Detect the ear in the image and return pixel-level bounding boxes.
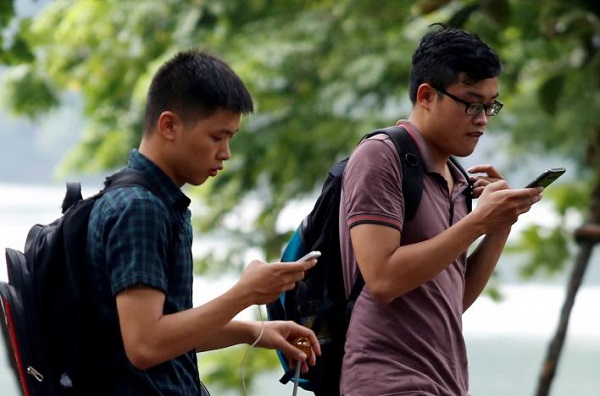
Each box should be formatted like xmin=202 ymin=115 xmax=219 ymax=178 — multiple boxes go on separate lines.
xmin=157 ymin=111 xmax=179 ymax=141
xmin=415 ymin=83 xmax=438 ymax=111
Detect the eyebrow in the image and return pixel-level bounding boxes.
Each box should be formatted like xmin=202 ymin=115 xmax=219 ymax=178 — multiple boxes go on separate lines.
xmin=465 ymin=90 xmax=500 ymax=101
xmin=219 ymin=128 xmax=237 ymax=138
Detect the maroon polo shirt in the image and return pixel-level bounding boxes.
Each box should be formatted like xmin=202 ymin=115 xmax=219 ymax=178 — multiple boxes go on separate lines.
xmin=339 ymin=121 xmax=471 ymax=396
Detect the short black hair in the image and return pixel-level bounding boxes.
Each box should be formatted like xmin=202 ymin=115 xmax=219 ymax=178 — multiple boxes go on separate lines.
xmin=144 ymin=49 xmax=254 ymax=132
xmin=409 ymin=24 xmax=502 ymax=103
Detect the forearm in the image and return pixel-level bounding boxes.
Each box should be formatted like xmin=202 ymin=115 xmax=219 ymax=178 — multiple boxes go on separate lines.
xmin=194 ymin=320 xmax=259 ymax=352
xmin=357 ymin=212 xmax=488 ymax=302
xmin=119 ymin=283 xmax=254 ymax=369
xmin=158 ymin=292 xmax=249 ymax=353
xmin=121 ymin=258 xmax=319 ymax=369
xmin=391 ymin=219 xmax=483 ymax=295
xmin=463 ymin=227 xmax=511 ymax=311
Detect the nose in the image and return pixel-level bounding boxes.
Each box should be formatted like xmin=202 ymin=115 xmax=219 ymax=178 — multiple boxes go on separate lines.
xmin=218 ymin=141 xmax=231 ymax=161
xmin=473 ymin=110 xmax=488 ymax=127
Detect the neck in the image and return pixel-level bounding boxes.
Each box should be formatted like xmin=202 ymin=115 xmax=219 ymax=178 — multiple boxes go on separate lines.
xmin=405 ymin=116 xmax=449 ymax=174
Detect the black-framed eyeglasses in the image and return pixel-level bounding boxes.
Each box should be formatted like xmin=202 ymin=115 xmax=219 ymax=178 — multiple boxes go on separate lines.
xmin=435 ymin=87 xmax=503 ymax=116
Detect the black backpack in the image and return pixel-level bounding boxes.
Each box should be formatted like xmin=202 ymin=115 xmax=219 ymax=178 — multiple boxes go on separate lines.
xmin=0 ymin=168 xmax=168 ymax=395
xmin=266 ymin=126 xmax=473 ymax=396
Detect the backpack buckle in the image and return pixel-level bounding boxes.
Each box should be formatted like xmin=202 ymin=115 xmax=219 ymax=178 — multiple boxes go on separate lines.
xmin=404 ymin=153 xmax=419 ymax=167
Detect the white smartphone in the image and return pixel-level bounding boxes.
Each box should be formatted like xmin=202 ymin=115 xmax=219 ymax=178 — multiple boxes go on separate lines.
xmin=524 ymin=167 xmax=566 ymax=189
xmin=297 ymin=251 xmax=321 ymax=262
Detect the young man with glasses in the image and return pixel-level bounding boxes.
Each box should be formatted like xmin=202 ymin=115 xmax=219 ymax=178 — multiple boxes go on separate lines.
xmin=339 ymin=25 xmax=542 ymax=395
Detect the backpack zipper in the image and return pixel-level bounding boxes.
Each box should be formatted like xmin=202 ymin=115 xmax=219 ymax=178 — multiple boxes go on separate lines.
xmin=27 ymin=366 xmax=44 ymax=382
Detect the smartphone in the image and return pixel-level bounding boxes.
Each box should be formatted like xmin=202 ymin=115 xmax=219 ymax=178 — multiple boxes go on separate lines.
xmin=524 ymin=167 xmax=566 ymax=189
xmin=297 ymin=251 xmax=321 ymax=262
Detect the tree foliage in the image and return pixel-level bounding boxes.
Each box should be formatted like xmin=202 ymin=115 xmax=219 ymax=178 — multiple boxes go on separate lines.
xmin=2 ymin=0 xmax=598 ymax=268
xmin=2 ymin=0 xmax=600 ymax=393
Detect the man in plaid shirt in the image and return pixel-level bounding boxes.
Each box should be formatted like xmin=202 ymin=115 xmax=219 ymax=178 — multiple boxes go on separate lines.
xmin=87 ymin=50 xmax=320 ymax=395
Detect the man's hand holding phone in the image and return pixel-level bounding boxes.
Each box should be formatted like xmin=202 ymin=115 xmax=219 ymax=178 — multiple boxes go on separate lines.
xmin=472 ymin=179 xmax=543 ymax=234
xmin=239 ymin=252 xmax=320 ymax=305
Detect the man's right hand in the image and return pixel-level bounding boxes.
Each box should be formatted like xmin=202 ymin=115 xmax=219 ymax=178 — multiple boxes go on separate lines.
xmin=473 ymin=180 xmax=543 ymax=233
xmin=235 ymin=257 xmax=318 ymax=305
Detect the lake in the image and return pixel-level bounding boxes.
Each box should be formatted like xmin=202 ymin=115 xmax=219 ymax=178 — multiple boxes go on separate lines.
xmin=1 ymin=182 xmax=598 ymax=395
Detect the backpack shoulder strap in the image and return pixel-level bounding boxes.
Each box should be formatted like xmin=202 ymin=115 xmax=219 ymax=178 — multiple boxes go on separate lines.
xmin=362 ymin=125 xmax=424 ymax=221
xmin=102 ymin=168 xmax=180 ymax=230
xmin=449 ymin=156 xmax=473 ymax=213
xmin=102 ymin=168 xmax=164 ymax=199
xmin=361 ymin=127 xmax=473 ymax=216
xmin=346 ymin=126 xmax=424 ymax=317
xmin=62 ymin=182 xmax=83 ymax=214
xmin=61 ymin=168 xmax=168 ymax=214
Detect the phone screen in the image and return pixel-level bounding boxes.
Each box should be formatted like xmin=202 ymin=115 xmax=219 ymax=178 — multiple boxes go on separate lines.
xmin=525 ymin=167 xmax=566 ymax=189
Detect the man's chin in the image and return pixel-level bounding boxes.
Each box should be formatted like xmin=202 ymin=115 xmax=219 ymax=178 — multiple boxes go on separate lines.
xmin=455 ymin=145 xmax=478 ymax=157
xmin=188 ymin=176 xmax=209 ymax=186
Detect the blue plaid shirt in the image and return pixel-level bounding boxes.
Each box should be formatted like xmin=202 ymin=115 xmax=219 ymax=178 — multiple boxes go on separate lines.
xmin=87 ymin=149 xmax=206 ymax=395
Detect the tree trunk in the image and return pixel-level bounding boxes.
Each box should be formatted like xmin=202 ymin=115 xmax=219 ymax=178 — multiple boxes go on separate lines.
xmin=535 ymin=177 xmax=600 ymax=396
xmin=534 ymin=239 xmax=595 ymax=396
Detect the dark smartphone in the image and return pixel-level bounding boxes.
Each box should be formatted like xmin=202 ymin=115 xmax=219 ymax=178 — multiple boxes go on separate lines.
xmin=524 ymin=167 xmax=566 ymax=189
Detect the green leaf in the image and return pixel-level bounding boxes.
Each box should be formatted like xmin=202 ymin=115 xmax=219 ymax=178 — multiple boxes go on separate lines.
xmin=417 ymin=0 xmax=453 ymax=15
xmin=0 ymin=0 xmax=15 ymax=27
xmin=480 ymin=0 xmax=511 ymax=27
xmin=4 ymin=36 xmax=34 ymax=64
xmin=448 ymin=4 xmax=480 ymax=29
xmin=507 ymin=224 xmax=572 ymax=279
xmin=2 ymin=65 xmax=59 ymax=117
xmin=538 ymin=74 xmax=566 ymax=115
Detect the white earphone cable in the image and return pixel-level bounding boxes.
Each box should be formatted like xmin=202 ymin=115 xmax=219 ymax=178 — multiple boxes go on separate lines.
xmin=241 ymin=304 xmax=265 ymax=395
